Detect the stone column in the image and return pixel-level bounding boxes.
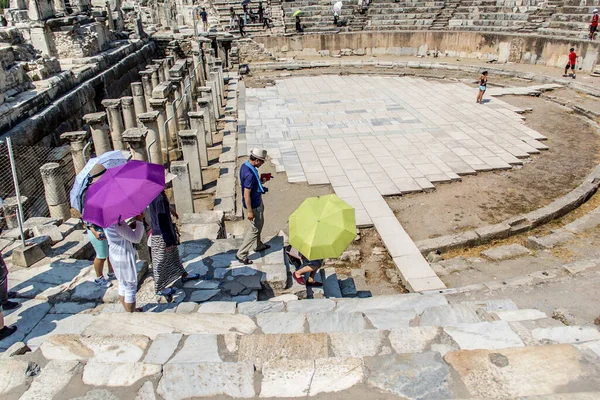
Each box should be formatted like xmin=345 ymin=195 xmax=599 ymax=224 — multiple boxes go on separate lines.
xmin=101 ymin=99 xmax=125 ymax=151
xmin=40 ymin=162 xmax=71 ymax=221
xmin=195 ymin=100 xmax=213 ymax=145
xmin=105 ymin=2 xmax=115 ymax=30
xmin=121 ymin=96 xmax=137 ymax=130
xmin=171 ymin=78 xmax=188 ymax=130
xmin=131 ymin=82 xmax=147 ymax=116
xmin=122 ymin=127 xmax=148 ymax=161
xmin=192 ymin=50 xmax=205 ymax=87
xmin=151 ymin=66 xmax=160 ymax=88
xmin=140 ymin=71 xmax=154 ymax=111
xmin=165 ymin=90 xmax=179 ymax=146
xmin=83 ymin=112 xmax=112 ymax=156
xmin=170 ymin=161 xmax=194 ymax=214
xmin=148 ymin=98 xmax=169 ymax=164
xmin=187 ymin=113 xmax=209 ymax=167
xmin=209 ymin=71 xmax=222 ymax=112
xmin=198 ymin=89 xmax=217 ymax=132
xmin=152 ymin=59 xmax=167 ymax=82
xmin=137 ymin=111 xmax=163 ymax=165
xmin=3 ymin=196 xmax=28 ymax=229
xmin=178 ymin=130 xmax=203 ymax=191
xmin=61 ymin=131 xmax=88 ymax=174
xmin=214 ymin=61 xmax=225 ymax=102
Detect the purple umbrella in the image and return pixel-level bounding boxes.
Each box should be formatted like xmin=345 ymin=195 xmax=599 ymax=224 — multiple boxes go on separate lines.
xmin=82 ymin=160 xmax=165 ymax=228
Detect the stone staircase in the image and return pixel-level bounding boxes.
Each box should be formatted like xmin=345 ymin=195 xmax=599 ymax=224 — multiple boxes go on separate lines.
xmin=538 ymin=0 xmax=596 ymax=38
xmin=364 ymin=0 xmax=444 ymax=31
xmin=282 ymin=0 xmax=349 ymax=33
xmin=211 ymin=0 xmax=284 ymax=36
xmin=431 ymin=0 xmax=460 ymax=30
xmin=519 ymin=0 xmax=561 ymax=33
xmin=448 ymin=0 xmax=535 ymax=32
xmin=4 ymin=293 xmax=600 ymax=398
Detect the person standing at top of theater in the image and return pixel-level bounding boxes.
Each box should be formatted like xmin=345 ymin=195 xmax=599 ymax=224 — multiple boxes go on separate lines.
xmin=589 ymin=9 xmax=598 ymax=40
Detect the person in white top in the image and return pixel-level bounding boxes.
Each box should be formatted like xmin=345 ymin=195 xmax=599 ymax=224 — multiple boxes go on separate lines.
xmin=105 ymin=213 xmax=145 ymax=312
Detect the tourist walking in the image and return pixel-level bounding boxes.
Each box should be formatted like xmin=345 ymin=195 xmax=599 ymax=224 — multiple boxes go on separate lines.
xmin=590 ymin=9 xmax=598 ymax=40
xmin=476 ymin=71 xmax=488 ymax=104
xmin=200 ymin=7 xmax=208 ymax=31
xmin=236 ymin=148 xmax=270 ymax=265
xmin=0 ymin=252 xmax=19 ymax=312
xmin=105 ymin=214 xmax=146 ymax=312
xmin=288 ymin=247 xmax=324 ymax=287
xmin=563 ymin=48 xmax=577 ymax=78
xmin=149 ymin=186 xmax=200 ymax=299
xmin=263 ymin=8 xmax=272 ymax=32
xmin=258 ymin=1 xmax=264 ymax=23
xmin=296 ymin=15 xmax=304 ymax=32
xmin=229 ymin=7 xmax=236 ymax=30
xmin=238 ymin=14 xmax=246 ymax=37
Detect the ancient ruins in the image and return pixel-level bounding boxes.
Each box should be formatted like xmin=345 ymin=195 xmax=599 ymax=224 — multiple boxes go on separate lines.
xmin=1 ymin=0 xmax=600 ymax=398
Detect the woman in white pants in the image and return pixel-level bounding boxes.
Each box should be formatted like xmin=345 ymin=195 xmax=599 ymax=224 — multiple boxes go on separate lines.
xmin=106 ymin=214 xmax=145 ymax=312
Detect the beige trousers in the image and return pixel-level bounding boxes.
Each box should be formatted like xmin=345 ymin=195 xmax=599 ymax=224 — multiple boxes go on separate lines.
xmin=237 ymin=203 xmax=265 ymax=259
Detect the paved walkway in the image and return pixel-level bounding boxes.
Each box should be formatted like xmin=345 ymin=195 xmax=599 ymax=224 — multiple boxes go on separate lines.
xmin=241 ymin=76 xmax=551 ymax=291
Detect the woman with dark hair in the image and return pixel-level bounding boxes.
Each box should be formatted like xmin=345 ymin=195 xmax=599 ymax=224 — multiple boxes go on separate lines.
xmin=476 ymin=71 xmax=488 ymax=104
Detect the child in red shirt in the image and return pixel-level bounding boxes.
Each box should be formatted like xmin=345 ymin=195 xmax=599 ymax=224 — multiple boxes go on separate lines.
xmin=590 ymin=9 xmax=598 ymax=40
xmin=564 ymin=48 xmax=577 ymax=79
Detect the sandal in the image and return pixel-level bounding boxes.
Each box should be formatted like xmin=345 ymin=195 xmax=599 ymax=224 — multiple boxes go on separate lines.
xmin=235 ymin=256 xmax=253 ymax=265
xmin=307 ymin=279 xmax=323 ymax=287
xmin=255 ymin=244 xmax=271 ymax=252
xmin=292 ymin=272 xmax=306 ymax=286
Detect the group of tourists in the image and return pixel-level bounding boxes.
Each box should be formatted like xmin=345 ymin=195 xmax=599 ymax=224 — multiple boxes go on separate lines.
xmin=229 ymin=1 xmax=273 ymax=36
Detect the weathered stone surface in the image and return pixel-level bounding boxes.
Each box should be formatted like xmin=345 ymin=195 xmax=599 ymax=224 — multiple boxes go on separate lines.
xmin=364 ymin=309 xmax=416 ymax=329
xmin=0 ymin=299 xmax=52 ymax=350
xmin=444 ymin=344 xmax=594 ymax=398
xmin=83 ymin=313 xmax=256 ymax=337
xmin=197 ymin=301 xmax=237 ymax=314
xmin=0 ymin=359 xmax=35 ymax=394
xmin=461 ymin=299 xmax=518 ymax=312
xmin=238 ymin=333 xmax=328 ymax=370
xmin=261 ymin=358 xmax=364 ymax=397
xmin=335 ymin=294 xmax=447 ymax=314
xmin=257 ymin=312 xmax=306 ymax=334
xmin=157 ymin=362 xmax=255 ymax=399
xmin=143 ymin=333 xmax=182 ymax=364
xmin=307 ymin=312 xmax=367 ymax=333
xmin=481 ymin=244 xmax=532 ymax=261
xmin=532 ymin=326 xmax=600 ymax=344
xmin=366 ymin=352 xmax=453 ymax=399
xmin=444 ymin=321 xmax=525 ymax=350
xmin=19 ymin=360 xmax=80 ymax=400
xmin=286 ymin=299 xmax=336 ymax=313
xmin=70 ymin=389 xmax=120 ymax=400
xmin=50 ymin=302 xmax=96 ymax=314
xmin=32 ymin=224 xmax=63 ymax=244
xmin=268 ymin=293 xmax=298 ymax=302
xmin=40 ymin=334 xmax=149 ymax=362
xmin=235 ymin=274 xmax=263 ymax=290
xmin=495 ymin=309 xmax=547 ymax=322
xmin=182 ymin=279 xmax=219 ymax=290
xmin=420 ymin=304 xmax=481 ymax=326
xmin=238 ymin=300 xmax=284 ymax=317
xmin=135 ymin=381 xmax=157 ymax=400
xmin=330 ymin=330 xmax=385 ymax=358
xmin=388 ymin=326 xmax=442 ymax=353
xmin=189 ymin=289 xmax=221 ymax=302
xmin=82 ymin=361 xmax=162 ymax=387
xmin=169 ymin=334 xmax=221 ymax=363
xmin=24 ymin=314 xmax=95 ymax=350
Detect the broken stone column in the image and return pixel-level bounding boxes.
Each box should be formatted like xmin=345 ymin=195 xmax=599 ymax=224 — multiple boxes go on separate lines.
xmin=151 ymin=66 xmax=160 ymax=88
xmin=192 ymin=50 xmax=206 ymax=87
xmin=137 ymin=111 xmax=163 ymax=165
xmin=140 ymin=71 xmax=154 ymax=111
xmin=170 ymin=161 xmax=194 ymax=214
xmin=209 ymin=71 xmax=222 ymax=112
xmin=148 ymin=98 xmax=169 ymax=164
xmin=122 ymin=127 xmax=148 ymax=162
xmin=40 ymin=162 xmax=70 ymax=221
xmin=165 ymin=89 xmax=178 ymax=146
xmin=195 ymin=99 xmax=213 ymax=144
xmin=105 ymin=2 xmax=115 ymax=30
xmin=83 ymin=112 xmax=112 ymax=156
xmin=119 ymin=96 xmax=136 ymax=130
xmin=3 ymin=196 xmax=28 ymax=229
xmin=131 ymin=82 xmax=147 ymax=116
xmin=178 ymin=130 xmax=203 ymax=191
xmin=187 ymin=113 xmax=209 ymax=167
xmin=152 ymin=59 xmax=167 ymax=82
xmin=101 ymin=99 xmax=125 ymax=151
xmin=60 ymin=131 xmax=88 ymax=174
xmin=213 ymin=61 xmax=225 ymax=103
xmin=198 ymin=90 xmax=217 ymax=132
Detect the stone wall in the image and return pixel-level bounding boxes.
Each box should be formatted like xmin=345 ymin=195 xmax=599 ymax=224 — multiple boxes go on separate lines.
xmin=0 ymin=40 xmax=157 ymax=146
xmin=53 ymin=22 xmax=111 ymax=59
xmin=253 ymin=31 xmax=600 ymax=72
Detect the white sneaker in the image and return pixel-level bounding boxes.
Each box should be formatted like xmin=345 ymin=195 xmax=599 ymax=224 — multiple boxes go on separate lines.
xmin=107 ymin=273 xmax=116 ymax=280
xmin=94 ymin=276 xmax=112 ymax=288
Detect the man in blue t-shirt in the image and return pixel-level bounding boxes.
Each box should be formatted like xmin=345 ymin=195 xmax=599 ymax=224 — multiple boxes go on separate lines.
xmin=199 ymin=8 xmax=208 ymax=31
xmin=236 ymin=147 xmax=269 ymax=264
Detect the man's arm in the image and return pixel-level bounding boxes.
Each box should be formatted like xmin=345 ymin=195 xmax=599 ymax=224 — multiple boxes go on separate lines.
xmin=244 ymin=188 xmax=254 ymax=221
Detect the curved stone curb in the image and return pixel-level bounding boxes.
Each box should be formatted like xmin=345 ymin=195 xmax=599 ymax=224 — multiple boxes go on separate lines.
xmin=415 ymin=165 xmax=600 ymax=256
xmin=247 ymin=59 xmax=600 ymax=98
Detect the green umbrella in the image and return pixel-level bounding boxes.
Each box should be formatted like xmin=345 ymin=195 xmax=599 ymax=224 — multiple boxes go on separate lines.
xmin=289 ymin=194 xmax=356 ymax=260
xmin=293 ymin=9 xmax=303 ymax=16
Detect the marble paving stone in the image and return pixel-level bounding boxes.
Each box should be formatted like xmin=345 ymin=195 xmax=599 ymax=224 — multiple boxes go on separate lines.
xmin=330 ymin=330 xmax=385 ymax=358
xmin=19 ymin=360 xmax=80 ymax=400
xmin=531 ymin=326 xmax=600 ymax=344
xmin=310 ymin=358 xmax=364 ymax=396
xmin=0 ymin=359 xmax=36 ymax=395
xmin=286 ymin=299 xmax=336 ymax=313
xmin=256 ymin=312 xmax=306 ymax=334
xmin=0 ymin=299 xmax=52 ymax=350
xmin=144 ymin=333 xmax=183 ymax=364
xmin=197 ymin=301 xmax=237 ymax=314
xmin=238 ymin=300 xmax=285 ymax=317
xmin=444 ymin=321 xmax=525 ymax=350
xmin=82 ymin=361 xmax=162 ymax=387
xmin=136 ymin=381 xmax=157 ymax=400
xmin=157 ymin=362 xmax=256 ymax=399
xmin=388 ymin=326 xmax=442 ymax=353
xmin=24 ymin=314 xmax=94 ymax=350
xmin=169 ymin=334 xmax=221 ymax=363
xmin=420 ymin=304 xmax=482 ymax=326
xmin=307 ymin=311 xmax=367 ymax=333
xmin=364 ymin=309 xmax=416 ymax=330
xmin=40 ymin=334 xmax=150 ymax=362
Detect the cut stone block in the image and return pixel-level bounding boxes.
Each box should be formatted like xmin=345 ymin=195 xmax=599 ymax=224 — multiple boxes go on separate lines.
xmin=495 ymin=309 xmax=547 ymax=322
xmin=531 ymin=326 xmax=600 ymax=344
xmin=364 ymin=309 xmax=416 ymax=330
xmin=19 ymin=360 xmax=80 ymax=400
xmin=286 ymin=299 xmax=336 ymax=313
xmin=365 ymin=352 xmax=453 ymax=399
xmin=143 ymin=333 xmax=183 ymax=364
xmin=307 ymin=311 xmax=366 ymax=333
xmin=32 ymin=224 xmax=63 ymax=244
xmin=11 ymin=236 xmax=51 ymax=267
xmin=40 ymin=334 xmax=150 ymax=362
xmin=388 ymin=326 xmax=442 ymax=353
xmin=24 ymin=314 xmax=94 ymax=350
xmin=169 ymin=334 xmax=221 ymax=363
xmin=330 ymin=330 xmax=385 ymax=358
xmin=444 ymin=321 xmax=525 ymax=350
xmin=335 ymin=294 xmax=447 ymax=314
xmin=238 ymin=300 xmax=284 ymax=317
xmin=238 ymin=333 xmax=328 ymax=370
xmin=257 ymin=312 xmax=306 ymax=334
xmin=0 ymin=359 xmax=36 ymax=395
xmin=189 ymin=289 xmax=221 ymax=302
xmin=157 ymin=362 xmax=255 ymax=399
xmin=197 ymin=301 xmax=237 ymax=314
xmin=481 ymin=244 xmax=532 ymax=261
xmin=420 ymin=304 xmax=482 ymax=326
xmin=82 ymin=361 xmax=162 ymax=387
xmin=527 ymin=231 xmax=574 ymax=250
xmin=444 ymin=344 xmax=592 ymax=398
